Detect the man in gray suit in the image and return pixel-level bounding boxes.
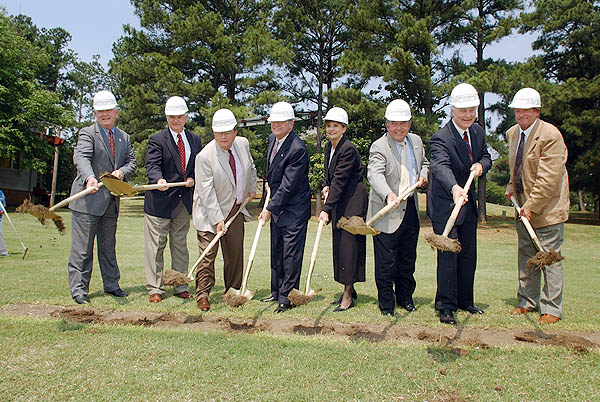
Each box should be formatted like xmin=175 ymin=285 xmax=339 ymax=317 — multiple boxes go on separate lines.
xmin=192 ymin=109 xmax=257 ymax=311
xmin=67 ymin=90 xmax=136 ymax=304
xmin=367 ymin=99 xmax=429 ymax=316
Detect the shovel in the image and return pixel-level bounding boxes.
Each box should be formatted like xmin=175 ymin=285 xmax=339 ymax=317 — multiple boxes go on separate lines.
xmin=0 ymin=201 xmax=28 ymax=259
xmin=425 ymin=170 xmax=476 ymax=253
xmin=510 ymin=196 xmax=564 ymax=269
xmin=338 ymin=181 xmax=420 ymax=236
xmin=224 ymin=188 xmax=271 ymax=307
xmin=186 ymin=197 xmax=251 ymax=281
xmin=288 ymin=195 xmax=329 ymax=307
xmin=99 ymin=173 xmax=187 ymax=196
xmin=16 ymin=183 xmax=106 ymax=233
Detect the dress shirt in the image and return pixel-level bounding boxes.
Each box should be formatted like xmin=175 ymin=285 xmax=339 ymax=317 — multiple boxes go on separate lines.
xmin=515 ymin=119 xmax=537 ymax=156
xmin=169 ymin=127 xmax=191 ymax=167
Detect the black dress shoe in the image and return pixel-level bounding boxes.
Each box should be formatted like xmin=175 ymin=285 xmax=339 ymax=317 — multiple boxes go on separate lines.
xmin=439 ymin=309 xmax=456 ymax=325
xmin=333 ymin=300 xmax=354 ymax=312
xmin=105 ymin=288 xmax=128 ymax=297
xmin=379 ymin=307 xmax=394 ymax=317
xmin=462 ymin=305 xmax=484 ymax=314
xmin=260 ymin=295 xmax=277 ymax=303
xmin=74 ymin=295 xmax=90 ymax=304
xmin=274 ymin=303 xmax=293 ymax=313
xmin=400 ymin=302 xmax=417 ymax=312
xmin=331 ymin=289 xmax=358 ymax=305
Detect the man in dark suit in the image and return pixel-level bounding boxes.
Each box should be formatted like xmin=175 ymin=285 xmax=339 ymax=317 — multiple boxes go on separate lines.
xmin=67 ymin=90 xmax=137 ymax=304
xmin=428 ymin=83 xmax=492 ymax=325
xmin=258 ymin=102 xmax=311 ymax=313
xmin=143 ymin=96 xmax=202 ymax=303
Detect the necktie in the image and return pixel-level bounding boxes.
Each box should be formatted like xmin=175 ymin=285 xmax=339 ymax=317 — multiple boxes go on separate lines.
xmin=108 ymin=129 xmax=115 ymax=161
xmin=399 ymin=141 xmax=410 ymax=194
xmin=463 ymin=131 xmax=473 ymax=161
xmin=228 ymin=150 xmax=237 ymax=186
xmin=269 ymin=141 xmax=278 ymax=165
xmin=177 ymin=133 xmax=186 ymax=175
xmin=514 ymin=131 xmax=525 ymax=193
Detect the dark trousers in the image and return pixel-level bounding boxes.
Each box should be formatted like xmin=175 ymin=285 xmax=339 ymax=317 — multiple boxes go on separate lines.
xmin=433 ymin=208 xmax=477 ymax=311
xmin=68 ymin=198 xmax=120 ymax=298
xmin=373 ymin=196 xmax=419 ymax=312
xmin=270 ymin=218 xmax=308 ymax=305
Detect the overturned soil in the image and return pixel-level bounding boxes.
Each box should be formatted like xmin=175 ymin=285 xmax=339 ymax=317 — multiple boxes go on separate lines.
xmin=2 ymin=303 xmax=599 ymax=352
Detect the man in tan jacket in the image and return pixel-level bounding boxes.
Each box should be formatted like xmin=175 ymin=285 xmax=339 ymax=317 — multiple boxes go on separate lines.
xmin=505 ymin=87 xmax=569 ymax=324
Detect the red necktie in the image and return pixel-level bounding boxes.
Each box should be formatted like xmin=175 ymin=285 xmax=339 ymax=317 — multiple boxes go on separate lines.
xmin=108 ymin=129 xmax=115 ymax=160
xmin=177 ymin=133 xmax=186 ymax=175
xmin=463 ymin=132 xmax=473 ymax=162
xmin=228 ymin=150 xmax=237 ymax=186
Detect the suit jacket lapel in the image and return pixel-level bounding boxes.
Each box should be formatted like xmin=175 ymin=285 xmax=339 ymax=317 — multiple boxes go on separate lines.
xmin=327 ymin=136 xmax=345 ymax=182
xmin=95 ymin=123 xmax=114 ymax=167
xmin=524 ymin=119 xmax=541 ymax=157
xmin=217 ymin=142 xmax=236 ymax=187
xmin=165 ymin=129 xmax=185 ymax=177
xmin=449 ymin=123 xmax=472 ymax=167
xmin=385 ymin=133 xmax=402 ymax=173
xmin=268 ymin=132 xmax=293 ymax=174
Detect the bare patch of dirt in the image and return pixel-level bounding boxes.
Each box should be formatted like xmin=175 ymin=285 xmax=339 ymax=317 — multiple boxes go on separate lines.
xmin=2 ymin=303 xmax=599 ymax=351
xmin=514 ymin=330 xmax=595 ymax=353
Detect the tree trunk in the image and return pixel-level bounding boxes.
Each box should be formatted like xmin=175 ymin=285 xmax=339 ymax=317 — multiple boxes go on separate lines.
xmin=577 ymin=189 xmax=585 ymax=211
xmin=477 ymin=174 xmax=487 ymax=223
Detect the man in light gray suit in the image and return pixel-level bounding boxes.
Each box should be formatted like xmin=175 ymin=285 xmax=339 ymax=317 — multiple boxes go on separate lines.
xmin=192 ymin=109 xmax=257 ymax=311
xmin=367 ymin=99 xmax=429 ymax=316
xmin=67 ymin=90 xmax=136 ymax=304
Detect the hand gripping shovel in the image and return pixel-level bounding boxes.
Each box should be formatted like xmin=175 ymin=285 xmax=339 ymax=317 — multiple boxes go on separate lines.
xmin=99 ymin=173 xmax=187 ymax=196
xmin=224 ymin=188 xmax=271 ymax=307
xmin=288 ymin=195 xmax=329 ymax=307
xmin=425 ymin=170 xmax=476 ymax=253
xmin=185 ymin=197 xmax=251 ymax=283
xmin=16 ymin=183 xmax=105 ymax=233
xmin=337 ymin=181 xmax=420 ymax=236
xmin=510 ymin=196 xmax=564 ymax=269
xmin=0 ymin=201 xmax=28 ymax=258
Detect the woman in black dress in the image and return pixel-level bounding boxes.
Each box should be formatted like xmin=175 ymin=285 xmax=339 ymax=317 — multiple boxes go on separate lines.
xmin=319 ymin=107 xmax=368 ymax=311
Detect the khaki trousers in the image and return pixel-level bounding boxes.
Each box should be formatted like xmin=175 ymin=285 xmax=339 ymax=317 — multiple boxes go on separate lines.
xmin=195 ymin=207 xmax=244 ymax=300
xmin=144 ymin=203 xmax=190 ymax=295
xmin=516 ymin=221 xmax=564 ymax=318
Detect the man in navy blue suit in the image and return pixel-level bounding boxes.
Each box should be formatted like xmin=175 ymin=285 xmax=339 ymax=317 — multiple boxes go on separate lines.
xmin=258 ymin=102 xmax=311 ymax=313
xmin=428 ymin=83 xmax=492 ymax=325
xmin=143 ymin=96 xmax=203 ymax=303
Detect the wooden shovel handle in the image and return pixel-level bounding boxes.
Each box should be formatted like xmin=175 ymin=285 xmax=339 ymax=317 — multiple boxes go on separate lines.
xmin=510 ymin=196 xmax=544 ymax=252
xmin=304 ymin=219 xmax=325 ymax=294
xmin=441 ymin=170 xmax=476 ymax=237
xmin=187 ymin=196 xmax=250 ymax=280
xmin=240 ymin=189 xmax=271 ymax=293
xmin=49 ymin=183 xmax=105 ymax=212
xmin=133 ymin=182 xmax=188 ymax=192
xmin=366 ymin=181 xmax=420 ymax=226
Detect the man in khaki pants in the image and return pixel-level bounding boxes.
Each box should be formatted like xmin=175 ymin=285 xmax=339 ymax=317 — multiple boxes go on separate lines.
xmin=144 ymin=97 xmax=203 ymax=303
xmin=505 ymin=88 xmax=569 ymax=324
xmin=192 ymin=109 xmax=257 ymax=311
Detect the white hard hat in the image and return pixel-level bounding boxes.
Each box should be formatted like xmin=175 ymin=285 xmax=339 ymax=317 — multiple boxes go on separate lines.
xmin=449 ymin=83 xmax=480 ymax=108
xmin=385 ymin=99 xmax=412 ymax=121
xmin=267 ymin=101 xmax=295 ymax=122
xmin=212 ymin=108 xmax=237 ymax=132
xmin=324 ymin=107 xmax=348 ymax=125
xmin=165 ymin=96 xmax=189 ymax=115
xmin=93 ymin=90 xmax=117 ymax=111
xmin=509 ymin=87 xmax=541 ymax=109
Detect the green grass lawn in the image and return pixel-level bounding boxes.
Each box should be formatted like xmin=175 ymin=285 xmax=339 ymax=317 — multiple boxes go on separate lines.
xmin=0 ymin=197 xmax=599 ymax=400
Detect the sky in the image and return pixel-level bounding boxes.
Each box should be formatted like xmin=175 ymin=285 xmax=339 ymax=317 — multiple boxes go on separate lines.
xmin=2 ymin=0 xmax=538 ymax=66
xmin=0 ymin=0 xmax=140 ymax=66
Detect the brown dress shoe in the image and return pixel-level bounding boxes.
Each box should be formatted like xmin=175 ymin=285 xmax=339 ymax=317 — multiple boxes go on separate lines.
xmin=149 ymin=294 xmax=162 ymax=303
xmin=511 ymin=307 xmax=532 ymax=316
xmin=538 ymin=314 xmax=560 ymax=324
xmin=197 ymin=296 xmax=210 ymax=311
xmin=174 ymin=291 xmax=193 ymax=299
